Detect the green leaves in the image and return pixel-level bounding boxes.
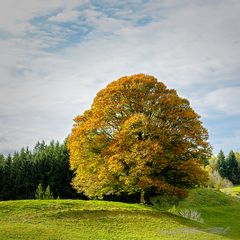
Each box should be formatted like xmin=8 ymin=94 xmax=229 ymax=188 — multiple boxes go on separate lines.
xmin=35 ymin=184 xmax=54 ymax=200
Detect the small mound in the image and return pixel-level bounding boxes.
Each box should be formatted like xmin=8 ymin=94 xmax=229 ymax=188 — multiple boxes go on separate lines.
xmin=178 ymin=188 xmax=240 ymax=208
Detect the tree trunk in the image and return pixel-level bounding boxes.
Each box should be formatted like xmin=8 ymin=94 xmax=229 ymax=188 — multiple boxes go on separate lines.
xmin=140 ymin=189 xmax=146 ymax=204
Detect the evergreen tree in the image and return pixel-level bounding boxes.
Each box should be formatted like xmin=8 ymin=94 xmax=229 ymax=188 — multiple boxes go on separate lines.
xmin=0 ymin=154 xmax=4 ymax=199
xmin=0 ymin=140 xmax=80 ymax=200
xmin=217 ymin=150 xmax=227 ymax=178
xmin=35 ymin=184 xmax=54 ymax=200
xmin=44 ymin=185 xmax=54 ymax=199
xmin=35 ymin=183 xmax=45 ymax=199
xmin=225 ymin=150 xmax=239 ymax=184
xmin=12 ymin=148 xmax=37 ymax=199
xmin=0 ymin=154 xmax=4 ymax=165
xmin=1 ymin=155 xmax=14 ymax=200
xmin=235 ymin=152 xmax=240 ymax=165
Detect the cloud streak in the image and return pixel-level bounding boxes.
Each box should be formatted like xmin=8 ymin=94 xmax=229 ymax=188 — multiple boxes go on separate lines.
xmin=0 ymin=0 xmax=239 ymax=155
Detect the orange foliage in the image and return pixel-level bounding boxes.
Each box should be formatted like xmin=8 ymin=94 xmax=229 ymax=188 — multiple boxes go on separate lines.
xmin=68 ymin=74 xmax=211 ymax=199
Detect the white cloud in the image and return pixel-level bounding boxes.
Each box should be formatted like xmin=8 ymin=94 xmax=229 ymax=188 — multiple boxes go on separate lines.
xmin=212 ymin=129 xmax=240 ymax=155
xmin=0 ymin=0 xmax=88 ymax=34
xmin=204 ymin=87 xmax=240 ymax=116
xmin=48 ymin=9 xmax=80 ymax=22
xmin=0 ymin=0 xmax=240 ymax=154
xmin=0 ymin=0 xmax=62 ymax=34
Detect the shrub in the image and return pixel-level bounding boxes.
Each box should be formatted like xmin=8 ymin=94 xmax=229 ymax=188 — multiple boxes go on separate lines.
xmin=35 ymin=184 xmax=45 ymax=199
xmin=168 ymin=206 xmax=204 ymax=223
xmin=35 ymin=184 xmax=54 ymax=200
xmin=150 ymin=194 xmax=180 ymax=209
xmin=44 ymin=185 xmax=54 ymax=199
xmin=205 ymin=165 xmax=233 ymax=189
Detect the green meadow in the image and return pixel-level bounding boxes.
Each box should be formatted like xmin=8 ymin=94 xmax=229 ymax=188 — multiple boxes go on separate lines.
xmin=0 ymin=188 xmax=240 ymax=240
xmin=221 ymin=185 xmax=240 ymax=197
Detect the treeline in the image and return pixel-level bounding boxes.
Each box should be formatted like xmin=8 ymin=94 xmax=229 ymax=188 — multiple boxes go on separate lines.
xmin=0 ymin=140 xmax=83 ymax=200
xmin=206 ymin=150 xmax=240 ymax=189
xmin=1 ymin=141 xmax=239 ymax=201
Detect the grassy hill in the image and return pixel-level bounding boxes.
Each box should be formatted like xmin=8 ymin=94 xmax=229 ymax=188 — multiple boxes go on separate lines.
xmin=177 ymin=188 xmax=240 ymax=239
xmin=0 ymin=188 xmax=239 ymax=240
xmin=221 ymin=185 xmax=240 ymax=197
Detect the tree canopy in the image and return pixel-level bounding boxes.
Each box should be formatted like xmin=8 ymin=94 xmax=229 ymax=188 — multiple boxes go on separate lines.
xmin=68 ymin=74 xmax=211 ymax=202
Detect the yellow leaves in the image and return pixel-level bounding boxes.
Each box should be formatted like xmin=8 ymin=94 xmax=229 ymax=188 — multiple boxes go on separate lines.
xmin=107 ymin=155 xmax=124 ymax=174
xmin=68 ymin=74 xmax=211 ymax=198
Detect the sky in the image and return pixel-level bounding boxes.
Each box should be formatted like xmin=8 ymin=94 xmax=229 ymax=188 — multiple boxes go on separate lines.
xmin=0 ymin=0 xmax=239 ymax=155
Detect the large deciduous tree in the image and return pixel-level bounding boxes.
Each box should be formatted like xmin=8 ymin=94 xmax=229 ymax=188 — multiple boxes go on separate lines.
xmin=68 ymin=74 xmax=211 ymax=203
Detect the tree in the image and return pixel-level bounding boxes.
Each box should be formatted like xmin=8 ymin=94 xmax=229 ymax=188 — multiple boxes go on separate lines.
xmin=209 ymin=155 xmax=219 ymax=170
xmin=35 ymin=184 xmax=54 ymax=200
xmin=0 ymin=154 xmax=4 ymax=166
xmin=205 ymin=165 xmax=232 ymax=189
xmin=1 ymin=155 xmax=14 ymax=200
xmin=0 ymin=140 xmax=79 ymax=200
xmin=35 ymin=183 xmax=45 ymax=199
xmin=225 ymin=150 xmax=239 ymax=184
xmin=33 ymin=140 xmax=78 ymax=199
xmin=68 ymin=74 xmax=211 ymax=203
xmin=11 ymin=148 xmax=36 ymax=199
xmin=217 ymin=150 xmax=240 ymax=184
xmin=0 ymin=154 xmax=5 ymax=199
xmin=236 ymin=151 xmax=240 ymax=181
xmin=44 ymin=185 xmax=54 ymax=199
xmin=235 ymin=151 xmax=240 ymax=165
xmin=217 ymin=150 xmax=227 ymax=178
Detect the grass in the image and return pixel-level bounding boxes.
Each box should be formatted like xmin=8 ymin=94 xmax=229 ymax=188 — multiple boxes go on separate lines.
xmin=176 ymin=188 xmax=240 ymax=239
xmin=0 ymin=188 xmax=239 ymax=239
xmin=221 ymin=185 xmax=240 ymax=197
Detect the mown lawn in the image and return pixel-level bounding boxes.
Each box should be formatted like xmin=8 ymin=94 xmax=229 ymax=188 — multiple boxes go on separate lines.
xmin=0 ymin=188 xmax=239 ymax=239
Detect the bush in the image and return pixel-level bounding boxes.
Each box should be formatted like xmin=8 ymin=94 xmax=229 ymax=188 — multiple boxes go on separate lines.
xmin=44 ymin=185 xmax=54 ymax=200
xmin=168 ymin=206 xmax=204 ymax=223
xmin=35 ymin=184 xmax=54 ymax=200
xmin=150 ymin=194 xmax=180 ymax=209
xmin=205 ymin=165 xmax=233 ymax=189
xmin=35 ymin=184 xmax=45 ymax=199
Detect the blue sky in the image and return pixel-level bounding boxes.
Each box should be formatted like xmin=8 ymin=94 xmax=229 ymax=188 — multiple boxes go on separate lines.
xmin=0 ymin=0 xmax=239 ymax=155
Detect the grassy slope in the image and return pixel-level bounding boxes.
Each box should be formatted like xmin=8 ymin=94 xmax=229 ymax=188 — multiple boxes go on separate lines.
xmin=177 ymin=188 xmax=240 ymax=239
xmin=0 ymin=189 xmax=239 ymax=240
xmin=221 ymin=185 xmax=240 ymax=197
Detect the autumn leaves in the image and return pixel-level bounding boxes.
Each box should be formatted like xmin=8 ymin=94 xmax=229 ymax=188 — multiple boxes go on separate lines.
xmin=68 ymin=74 xmax=211 ymax=202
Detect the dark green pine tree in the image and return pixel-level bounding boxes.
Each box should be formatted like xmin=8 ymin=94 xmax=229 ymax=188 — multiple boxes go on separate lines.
xmin=225 ymin=150 xmax=239 ymax=184
xmin=217 ymin=150 xmax=228 ymax=178
xmin=0 ymin=140 xmax=81 ymax=200
xmin=1 ymin=155 xmax=14 ymax=200
xmin=0 ymin=154 xmax=5 ymax=199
